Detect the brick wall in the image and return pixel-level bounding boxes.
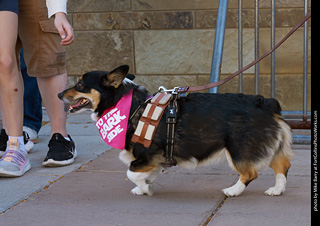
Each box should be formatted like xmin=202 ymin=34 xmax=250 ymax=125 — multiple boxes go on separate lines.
xmin=66 ymin=0 xmax=311 ymax=111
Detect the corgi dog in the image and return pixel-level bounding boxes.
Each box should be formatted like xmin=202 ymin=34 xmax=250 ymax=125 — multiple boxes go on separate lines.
xmin=58 ymin=65 xmax=293 ymax=197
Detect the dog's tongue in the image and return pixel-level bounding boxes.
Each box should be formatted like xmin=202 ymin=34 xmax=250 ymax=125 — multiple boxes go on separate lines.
xmin=68 ymin=99 xmax=85 ymax=110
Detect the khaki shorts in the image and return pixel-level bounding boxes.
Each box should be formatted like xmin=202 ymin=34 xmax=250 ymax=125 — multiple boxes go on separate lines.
xmin=16 ymin=0 xmax=66 ymax=77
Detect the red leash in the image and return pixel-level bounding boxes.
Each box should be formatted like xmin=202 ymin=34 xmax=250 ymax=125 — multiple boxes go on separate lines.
xmin=176 ymin=11 xmax=311 ymax=94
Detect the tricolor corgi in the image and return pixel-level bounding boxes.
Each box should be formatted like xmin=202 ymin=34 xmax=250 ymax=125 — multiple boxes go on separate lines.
xmin=58 ymin=65 xmax=293 ymax=197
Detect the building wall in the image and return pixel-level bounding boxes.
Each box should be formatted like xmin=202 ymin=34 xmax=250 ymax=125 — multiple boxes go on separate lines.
xmin=66 ymin=0 xmax=311 ymax=111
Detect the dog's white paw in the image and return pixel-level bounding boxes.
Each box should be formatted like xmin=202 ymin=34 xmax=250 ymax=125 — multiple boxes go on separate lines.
xmin=222 ymin=187 xmax=242 ymax=197
xmin=264 ymin=186 xmax=285 ymax=196
xmin=130 ymin=185 xmax=154 ymax=196
xmin=222 ymin=180 xmax=246 ymax=197
xmin=130 ymin=187 xmax=145 ymax=195
xmin=265 ymin=173 xmax=286 ymax=196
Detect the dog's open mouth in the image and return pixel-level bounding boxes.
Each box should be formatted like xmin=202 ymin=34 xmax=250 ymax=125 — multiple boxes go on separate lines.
xmin=68 ymin=98 xmax=91 ymax=113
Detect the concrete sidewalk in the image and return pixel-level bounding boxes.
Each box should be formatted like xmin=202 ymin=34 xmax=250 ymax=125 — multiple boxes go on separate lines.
xmin=0 ymin=111 xmax=112 ymax=213
xmin=0 ymin=111 xmax=311 ymax=226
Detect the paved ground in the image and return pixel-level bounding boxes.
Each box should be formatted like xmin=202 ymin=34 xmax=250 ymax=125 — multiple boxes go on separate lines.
xmin=0 ymin=111 xmax=311 ymax=226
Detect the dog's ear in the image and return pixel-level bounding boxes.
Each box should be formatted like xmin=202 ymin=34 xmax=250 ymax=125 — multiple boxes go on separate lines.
xmin=101 ymin=65 xmax=129 ymax=88
xmin=126 ymin=73 xmax=135 ymax=81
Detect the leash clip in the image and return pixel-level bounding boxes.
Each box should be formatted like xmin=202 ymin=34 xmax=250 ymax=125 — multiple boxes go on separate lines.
xmin=158 ymin=86 xmax=179 ymax=94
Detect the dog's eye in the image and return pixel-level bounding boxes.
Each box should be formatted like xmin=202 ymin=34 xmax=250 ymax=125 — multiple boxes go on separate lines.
xmin=76 ymin=83 xmax=83 ymax=90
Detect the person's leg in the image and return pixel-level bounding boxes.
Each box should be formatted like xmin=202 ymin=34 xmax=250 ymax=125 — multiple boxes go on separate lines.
xmin=19 ymin=0 xmax=76 ymax=167
xmin=21 ymin=50 xmax=43 ymax=142
xmin=0 ymin=11 xmax=23 ymax=138
xmin=0 ymin=50 xmax=38 ymax=156
xmin=0 ymin=9 xmax=31 ymax=177
xmin=38 ymin=74 xmax=77 ymax=167
xmin=36 ymin=73 xmax=68 ymax=138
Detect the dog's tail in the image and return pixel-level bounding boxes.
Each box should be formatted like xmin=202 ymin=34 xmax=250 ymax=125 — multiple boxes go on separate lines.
xmin=265 ymin=98 xmax=282 ymax=115
xmin=265 ymin=98 xmax=294 ymax=160
xmin=276 ymin=116 xmax=294 ymax=160
xmin=255 ymin=96 xmax=293 ymax=160
xmin=255 ymin=95 xmax=282 ymax=115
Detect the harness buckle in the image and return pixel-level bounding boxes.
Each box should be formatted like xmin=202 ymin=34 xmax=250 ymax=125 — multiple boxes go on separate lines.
xmin=166 ymin=106 xmax=177 ymax=123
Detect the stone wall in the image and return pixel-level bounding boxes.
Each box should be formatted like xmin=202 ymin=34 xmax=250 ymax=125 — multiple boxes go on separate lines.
xmin=66 ymin=0 xmax=311 ymax=111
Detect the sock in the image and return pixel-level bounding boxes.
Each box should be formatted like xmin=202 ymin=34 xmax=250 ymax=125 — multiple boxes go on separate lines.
xmin=64 ymin=137 xmax=70 ymax=141
xmin=8 ymin=136 xmax=26 ymax=154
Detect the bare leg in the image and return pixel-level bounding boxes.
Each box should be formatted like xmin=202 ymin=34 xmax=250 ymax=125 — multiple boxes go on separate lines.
xmin=0 ymin=99 xmax=7 ymax=130
xmin=0 ymin=12 xmax=31 ymax=177
xmin=0 ymin=11 xmax=23 ymax=137
xmin=37 ymin=73 xmax=68 ymax=137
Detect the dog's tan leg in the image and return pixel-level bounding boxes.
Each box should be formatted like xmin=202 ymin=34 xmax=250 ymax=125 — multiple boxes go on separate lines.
xmin=224 ymin=150 xmax=258 ymax=197
xmin=126 ymin=166 xmax=161 ymax=196
xmin=223 ymin=166 xmax=258 ymax=197
xmin=265 ymin=155 xmax=291 ymax=196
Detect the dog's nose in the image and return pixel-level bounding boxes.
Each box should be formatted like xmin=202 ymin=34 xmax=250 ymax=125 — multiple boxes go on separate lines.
xmin=57 ymin=92 xmax=64 ymax=100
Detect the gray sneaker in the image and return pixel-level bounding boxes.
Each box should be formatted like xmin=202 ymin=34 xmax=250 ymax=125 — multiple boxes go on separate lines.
xmin=0 ymin=138 xmax=31 ymax=177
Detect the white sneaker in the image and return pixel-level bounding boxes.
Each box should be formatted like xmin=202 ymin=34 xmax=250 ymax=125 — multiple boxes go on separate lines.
xmin=23 ymin=126 xmax=39 ymax=143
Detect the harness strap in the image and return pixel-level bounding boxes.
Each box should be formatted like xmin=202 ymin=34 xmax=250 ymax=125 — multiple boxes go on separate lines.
xmin=131 ymin=92 xmax=178 ymax=166
xmin=165 ymin=94 xmax=178 ymax=165
xmin=131 ymin=93 xmax=172 ymax=148
xmin=138 ymin=94 xmax=164 ymax=143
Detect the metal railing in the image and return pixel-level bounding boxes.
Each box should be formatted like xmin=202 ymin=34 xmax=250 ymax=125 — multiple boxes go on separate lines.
xmin=209 ymin=0 xmax=229 ymax=94
xmin=209 ymin=0 xmax=310 ymax=115
xmin=209 ymin=0 xmax=310 ymax=143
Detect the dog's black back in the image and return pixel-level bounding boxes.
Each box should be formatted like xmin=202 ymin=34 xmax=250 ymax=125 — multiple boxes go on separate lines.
xmin=128 ymin=91 xmax=283 ymax=171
